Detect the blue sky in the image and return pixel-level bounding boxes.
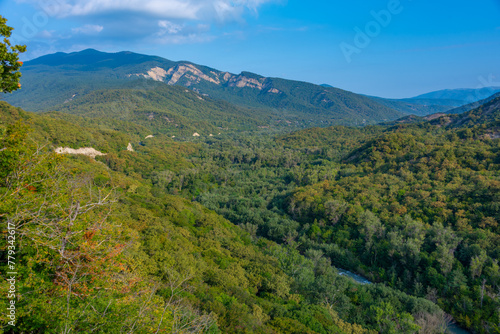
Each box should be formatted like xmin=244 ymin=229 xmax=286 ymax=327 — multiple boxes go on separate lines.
xmin=1 ymin=0 xmax=499 ymax=98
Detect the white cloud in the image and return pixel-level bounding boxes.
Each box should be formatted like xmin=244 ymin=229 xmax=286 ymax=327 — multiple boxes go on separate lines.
xmin=28 ymin=0 xmax=275 ymax=21
xmin=153 ymin=19 xmax=213 ymax=44
xmin=158 ymin=20 xmax=183 ymax=35
xmin=72 ymin=24 xmax=104 ymax=34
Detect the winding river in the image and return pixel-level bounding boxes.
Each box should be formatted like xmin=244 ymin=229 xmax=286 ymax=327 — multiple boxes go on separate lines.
xmin=336 ymin=268 xmax=472 ymax=334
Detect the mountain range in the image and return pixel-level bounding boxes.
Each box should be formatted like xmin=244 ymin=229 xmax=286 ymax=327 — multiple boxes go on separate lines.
xmin=2 ymin=49 xmax=499 ymax=133
xmin=2 ymin=49 xmax=401 ymax=129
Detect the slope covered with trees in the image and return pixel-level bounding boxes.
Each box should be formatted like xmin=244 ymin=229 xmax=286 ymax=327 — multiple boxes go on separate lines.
xmin=163 ymin=101 xmax=500 ymax=333
xmin=2 ymin=49 xmax=405 ymax=127
xmin=1 ymin=99 xmax=452 ymax=333
xmin=1 ymin=20 xmax=498 ymax=332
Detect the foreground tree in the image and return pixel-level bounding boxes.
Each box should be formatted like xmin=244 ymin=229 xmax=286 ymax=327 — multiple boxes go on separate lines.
xmin=0 ymin=122 xmax=219 ymax=333
xmin=0 ymin=15 xmax=26 ymax=93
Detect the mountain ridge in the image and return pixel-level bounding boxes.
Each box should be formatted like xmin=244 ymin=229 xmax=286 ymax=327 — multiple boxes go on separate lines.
xmin=3 ymin=49 xmax=404 ymax=127
xmin=365 ymin=87 xmax=500 ymax=116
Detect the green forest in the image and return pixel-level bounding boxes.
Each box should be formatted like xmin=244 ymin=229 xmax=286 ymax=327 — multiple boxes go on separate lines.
xmin=2 ymin=90 xmax=500 ymax=333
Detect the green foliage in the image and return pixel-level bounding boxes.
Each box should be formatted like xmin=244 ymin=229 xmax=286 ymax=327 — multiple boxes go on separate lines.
xmin=0 ymin=123 xmax=194 ymax=333
xmin=0 ymin=16 xmax=26 ymax=93
xmin=0 ymin=113 xmax=377 ymax=333
xmin=166 ymin=101 xmax=500 ymax=333
xmin=4 ymin=80 xmax=499 ymax=332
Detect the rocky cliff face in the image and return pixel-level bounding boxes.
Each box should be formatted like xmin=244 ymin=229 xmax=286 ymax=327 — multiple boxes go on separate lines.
xmin=166 ymin=64 xmax=221 ymax=85
xmin=227 ymin=74 xmax=265 ymax=90
xmin=127 ymin=64 xmax=281 ymax=93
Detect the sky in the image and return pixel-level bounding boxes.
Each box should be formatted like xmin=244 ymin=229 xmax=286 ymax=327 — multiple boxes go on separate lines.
xmin=1 ymin=0 xmax=499 ymax=98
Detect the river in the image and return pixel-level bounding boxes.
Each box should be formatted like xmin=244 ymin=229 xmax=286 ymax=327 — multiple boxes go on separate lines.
xmin=336 ymin=268 xmax=472 ymax=334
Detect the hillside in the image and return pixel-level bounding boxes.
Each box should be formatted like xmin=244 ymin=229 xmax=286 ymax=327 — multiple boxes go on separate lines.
xmin=447 ymin=92 xmax=500 ymax=115
xmin=263 ymin=97 xmax=500 ymax=333
xmin=412 ymin=87 xmax=500 ymax=104
xmin=50 ymin=84 xmax=275 ymax=137
xmin=1 ymin=100 xmax=451 ymax=333
xmin=426 ymin=94 xmax=500 ymax=137
xmin=448 ymin=94 xmax=500 ymax=128
xmin=2 ymin=49 xmax=404 ymax=127
xmin=366 ymin=87 xmax=500 ymax=117
xmin=366 ymin=96 xmax=453 ymax=116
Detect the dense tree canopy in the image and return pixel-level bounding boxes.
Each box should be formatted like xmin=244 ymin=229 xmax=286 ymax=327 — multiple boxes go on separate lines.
xmin=0 ymin=16 xmax=26 ymax=93
xmin=1 ymin=21 xmax=498 ymax=330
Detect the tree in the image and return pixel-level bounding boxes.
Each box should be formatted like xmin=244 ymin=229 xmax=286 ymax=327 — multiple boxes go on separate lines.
xmin=0 ymin=123 xmax=186 ymax=333
xmin=370 ymin=302 xmax=420 ymax=334
xmin=0 ymin=15 xmax=26 ymax=93
xmin=430 ymin=222 xmax=461 ymax=275
xmin=359 ymin=210 xmax=386 ymax=266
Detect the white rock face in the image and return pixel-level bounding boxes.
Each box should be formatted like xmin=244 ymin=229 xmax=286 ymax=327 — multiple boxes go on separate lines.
xmin=192 ymin=133 xmax=200 ymax=137
xmin=128 ymin=65 xmax=274 ymax=94
xmin=145 ymin=135 xmax=154 ymax=139
xmin=167 ymin=64 xmax=220 ymax=85
xmin=127 ymin=143 xmax=134 ymax=151
xmin=55 ymin=147 xmax=106 ymax=159
xmin=128 ymin=67 xmax=167 ymax=81
xmin=146 ymin=67 xmax=168 ymax=81
xmin=228 ymin=75 xmax=265 ymax=89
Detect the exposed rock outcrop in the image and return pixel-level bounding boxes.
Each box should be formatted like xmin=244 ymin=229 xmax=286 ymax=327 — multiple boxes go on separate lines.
xmin=228 ymin=75 xmax=265 ymax=90
xmin=55 ymin=147 xmax=106 ymax=159
xmin=128 ymin=64 xmax=274 ymax=93
xmin=167 ymin=64 xmax=220 ymax=85
xmin=128 ymin=66 xmax=168 ymax=81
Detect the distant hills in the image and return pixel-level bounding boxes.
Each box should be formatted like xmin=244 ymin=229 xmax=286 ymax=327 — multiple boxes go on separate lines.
xmin=446 ymin=92 xmax=500 ymax=115
xmin=283 ymin=90 xmax=500 ymax=148
xmin=367 ymin=96 xmax=454 ymax=116
xmin=4 ymin=49 xmax=499 ymax=131
xmin=380 ymin=92 xmax=500 ymax=130
xmin=412 ymin=86 xmax=500 ymax=104
xmin=366 ymin=87 xmax=500 ymax=116
xmin=434 ymin=94 xmax=500 ymax=131
xmin=2 ymin=49 xmax=404 ymax=128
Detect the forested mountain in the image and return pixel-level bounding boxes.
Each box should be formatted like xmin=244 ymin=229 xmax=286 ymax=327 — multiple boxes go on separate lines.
xmin=2 ymin=48 xmax=500 ymax=334
xmin=366 ymin=88 xmax=500 ymax=117
xmin=2 ymin=49 xmax=404 ymax=127
xmin=412 ymin=87 xmax=500 ymax=105
xmin=50 ymin=84 xmax=275 ymax=137
xmin=447 ymin=92 xmax=500 ymax=115
xmin=8 ymin=49 xmax=494 ymax=130
xmin=366 ymin=96 xmax=456 ymax=116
